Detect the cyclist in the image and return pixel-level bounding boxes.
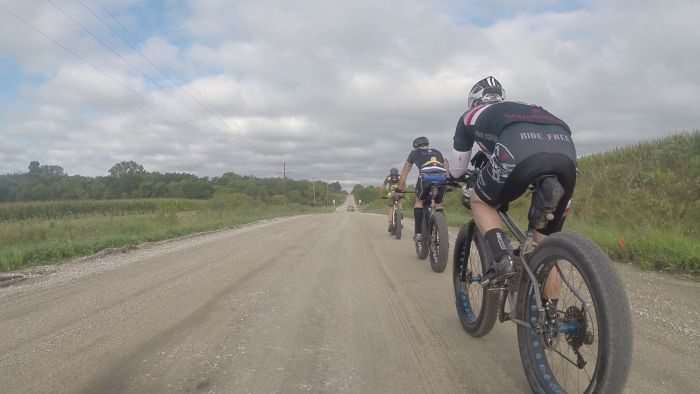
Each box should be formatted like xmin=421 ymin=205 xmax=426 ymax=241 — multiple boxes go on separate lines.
xmin=398 ymin=136 xmax=448 ymax=242
xmin=382 ymin=167 xmax=402 ymax=232
xmin=449 ymin=76 xmax=576 ymax=288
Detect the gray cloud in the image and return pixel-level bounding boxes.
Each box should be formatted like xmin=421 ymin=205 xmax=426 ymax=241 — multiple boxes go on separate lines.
xmin=1 ymin=0 xmax=699 ymax=186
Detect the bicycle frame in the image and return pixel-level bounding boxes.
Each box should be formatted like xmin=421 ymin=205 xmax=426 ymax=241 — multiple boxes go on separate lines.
xmin=454 ymin=172 xmax=547 ymax=334
xmin=391 ymin=194 xmax=403 ymax=226
xmin=497 ymin=210 xmax=547 ymax=334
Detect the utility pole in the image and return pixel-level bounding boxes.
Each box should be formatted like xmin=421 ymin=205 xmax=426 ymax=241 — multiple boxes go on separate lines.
xmin=313 ymin=181 xmax=316 ymax=205
xmin=283 ymin=161 xmax=287 ymax=204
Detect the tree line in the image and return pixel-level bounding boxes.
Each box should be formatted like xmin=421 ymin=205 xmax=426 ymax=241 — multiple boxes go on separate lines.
xmin=0 ymin=161 xmax=345 ymax=205
xmin=351 ymin=184 xmax=382 ymax=205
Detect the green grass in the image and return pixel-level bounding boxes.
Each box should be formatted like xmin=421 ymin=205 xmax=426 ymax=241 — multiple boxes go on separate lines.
xmin=0 ymin=199 xmax=204 ymax=222
xmin=0 ymin=194 xmax=328 ymax=272
xmin=566 ymin=132 xmax=700 ymax=273
xmin=565 ymin=220 xmax=700 ymax=272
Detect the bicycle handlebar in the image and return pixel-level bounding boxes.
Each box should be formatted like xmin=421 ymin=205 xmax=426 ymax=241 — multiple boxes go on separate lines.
xmin=446 ymin=170 xmax=477 ymax=188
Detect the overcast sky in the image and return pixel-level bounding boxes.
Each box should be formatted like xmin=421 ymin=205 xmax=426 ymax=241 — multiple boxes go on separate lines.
xmin=1 ymin=0 xmax=698 ymax=186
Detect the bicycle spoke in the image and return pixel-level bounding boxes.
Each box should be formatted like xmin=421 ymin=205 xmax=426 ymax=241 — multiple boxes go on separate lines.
xmin=548 ymin=348 xmax=581 ymax=376
xmin=539 ymin=259 xmax=599 ymax=394
xmin=555 ymin=262 xmax=589 ymax=306
xmin=466 ymin=240 xmax=483 ymax=316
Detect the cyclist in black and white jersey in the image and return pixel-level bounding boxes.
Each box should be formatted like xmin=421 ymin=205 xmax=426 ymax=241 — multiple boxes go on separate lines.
xmin=449 ymin=76 xmax=577 ymax=285
xmin=398 ymin=136 xmax=449 ymax=241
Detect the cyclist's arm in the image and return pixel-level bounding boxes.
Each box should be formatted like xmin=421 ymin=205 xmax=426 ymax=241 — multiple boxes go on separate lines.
xmin=450 ymin=113 xmax=475 ymax=178
xmin=398 ymin=161 xmax=412 ymax=191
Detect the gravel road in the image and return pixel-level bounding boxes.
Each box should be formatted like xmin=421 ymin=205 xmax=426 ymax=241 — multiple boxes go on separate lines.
xmin=1 ymin=210 xmax=698 ymax=393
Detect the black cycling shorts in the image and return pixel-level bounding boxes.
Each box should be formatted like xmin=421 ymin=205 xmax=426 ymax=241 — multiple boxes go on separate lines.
xmin=474 ymin=123 xmax=577 ymax=234
xmin=416 ymin=176 xmax=447 ymax=204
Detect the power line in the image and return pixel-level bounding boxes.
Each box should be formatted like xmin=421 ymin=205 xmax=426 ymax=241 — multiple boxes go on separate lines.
xmin=46 ymin=1 xmax=172 ymax=95
xmin=2 ymin=4 xmax=141 ymax=100
xmin=75 ymin=0 xmax=233 ymax=132
xmin=3 ymin=4 xmax=213 ymax=134
xmin=46 ymin=0 xmax=226 ymax=134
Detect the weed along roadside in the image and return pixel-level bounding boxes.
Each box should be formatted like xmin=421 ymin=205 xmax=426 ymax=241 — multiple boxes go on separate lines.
xmin=0 ymin=194 xmax=341 ymax=273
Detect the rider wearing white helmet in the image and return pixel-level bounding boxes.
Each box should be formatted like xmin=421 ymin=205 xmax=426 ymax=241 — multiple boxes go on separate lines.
xmin=450 ymin=76 xmax=577 ymax=284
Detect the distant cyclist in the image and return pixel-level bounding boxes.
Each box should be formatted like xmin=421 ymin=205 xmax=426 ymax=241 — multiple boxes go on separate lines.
xmin=398 ymin=137 xmax=448 ymax=241
xmin=382 ymin=167 xmax=401 ymax=232
xmin=449 ymin=76 xmax=576 ymax=287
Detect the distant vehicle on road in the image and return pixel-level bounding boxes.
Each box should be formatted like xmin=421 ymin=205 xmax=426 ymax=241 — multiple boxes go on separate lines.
xmin=346 ymin=205 xmax=354 ymax=212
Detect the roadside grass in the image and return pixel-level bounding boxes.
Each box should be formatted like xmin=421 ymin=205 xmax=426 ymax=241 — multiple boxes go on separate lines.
xmin=0 ymin=194 xmax=328 ymax=272
xmin=0 ymin=199 xmax=204 ymax=222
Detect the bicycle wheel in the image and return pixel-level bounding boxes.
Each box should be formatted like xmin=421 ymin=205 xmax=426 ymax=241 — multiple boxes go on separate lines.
xmin=452 ymin=222 xmax=498 ymax=337
xmin=516 ymin=232 xmax=632 ymax=394
xmin=429 ymin=211 xmax=449 ymax=272
xmin=415 ymin=212 xmax=429 ymax=260
xmin=393 ymin=209 xmax=403 ymax=240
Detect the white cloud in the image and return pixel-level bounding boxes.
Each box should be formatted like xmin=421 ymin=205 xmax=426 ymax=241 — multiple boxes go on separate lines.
xmin=1 ymin=0 xmax=699 ymax=185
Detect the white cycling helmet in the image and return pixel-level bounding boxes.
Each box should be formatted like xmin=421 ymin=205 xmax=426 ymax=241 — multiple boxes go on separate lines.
xmin=468 ymin=76 xmax=505 ymax=109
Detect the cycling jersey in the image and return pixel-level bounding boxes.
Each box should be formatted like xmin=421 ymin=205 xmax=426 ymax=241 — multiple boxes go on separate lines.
xmin=407 ymin=148 xmax=446 ymax=172
xmin=454 ymin=101 xmax=571 ymax=153
xmin=384 ymin=174 xmax=400 ymax=189
xmin=453 ymin=101 xmax=576 ymax=234
xmin=407 ymin=147 xmax=448 ymax=203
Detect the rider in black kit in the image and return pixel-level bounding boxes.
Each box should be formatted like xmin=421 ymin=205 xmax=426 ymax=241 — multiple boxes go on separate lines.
xmin=449 ymin=76 xmax=577 ymax=283
xmin=398 ymin=136 xmax=448 ymax=241
xmin=382 ymin=168 xmax=401 ymax=232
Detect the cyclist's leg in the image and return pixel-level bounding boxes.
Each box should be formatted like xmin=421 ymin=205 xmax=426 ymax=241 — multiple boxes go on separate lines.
xmin=510 ymin=141 xmax=576 ymax=299
xmin=471 ymin=153 xmax=519 ymax=270
xmin=471 ymin=192 xmax=514 ymax=276
xmin=414 ymin=178 xmax=425 ymax=238
xmin=480 ymin=124 xmax=576 ymax=266
xmin=535 ymin=190 xmax=575 ymax=300
xmin=471 ymin=195 xmax=504 ymax=233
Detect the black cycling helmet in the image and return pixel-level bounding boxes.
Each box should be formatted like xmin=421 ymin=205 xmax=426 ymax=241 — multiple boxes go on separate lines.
xmin=390 ymin=167 xmax=399 ymax=176
xmin=468 ymin=76 xmax=505 ymax=109
xmin=412 ymin=136 xmax=429 ymax=149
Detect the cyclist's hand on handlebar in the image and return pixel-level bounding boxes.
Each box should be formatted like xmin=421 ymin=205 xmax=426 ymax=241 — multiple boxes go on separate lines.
xmin=449 ymin=170 xmax=476 ymax=185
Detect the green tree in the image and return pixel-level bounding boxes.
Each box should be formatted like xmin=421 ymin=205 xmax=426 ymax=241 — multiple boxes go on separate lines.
xmin=329 ymin=181 xmax=342 ymax=193
xmin=40 ymin=165 xmax=65 ymax=177
xmin=108 ymin=161 xmax=146 ymax=178
xmin=181 ymin=179 xmax=214 ymax=199
xmin=28 ymin=161 xmax=41 ymax=175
